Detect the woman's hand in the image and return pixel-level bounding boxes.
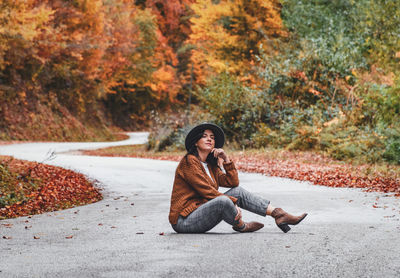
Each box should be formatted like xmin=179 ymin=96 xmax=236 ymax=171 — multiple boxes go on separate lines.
xmin=211 ymin=148 xmax=230 ymax=163
xmin=234 ymin=205 xmax=242 ymax=221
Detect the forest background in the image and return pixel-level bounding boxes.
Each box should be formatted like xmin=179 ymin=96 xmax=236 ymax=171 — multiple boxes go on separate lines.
xmin=1 ymin=0 xmax=399 ymax=166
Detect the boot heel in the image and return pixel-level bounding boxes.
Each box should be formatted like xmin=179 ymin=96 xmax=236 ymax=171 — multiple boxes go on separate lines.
xmin=278 ymin=224 xmax=291 ymax=233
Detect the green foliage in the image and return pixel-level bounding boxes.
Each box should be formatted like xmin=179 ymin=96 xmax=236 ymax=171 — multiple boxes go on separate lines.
xmin=196 ymin=73 xmax=263 ymax=145
xmin=282 ymin=0 xmax=400 ymax=71
xmin=319 ymin=125 xmax=385 ymax=163
xmin=355 ymin=0 xmax=400 ymax=69
xmin=241 ymin=0 xmax=400 ymax=164
xmin=0 ymin=161 xmax=37 ymax=208
xmin=383 ymin=138 xmax=400 ymax=164
xmin=361 ymin=82 xmax=400 ymax=127
xmin=282 ymin=0 xmax=367 ymax=73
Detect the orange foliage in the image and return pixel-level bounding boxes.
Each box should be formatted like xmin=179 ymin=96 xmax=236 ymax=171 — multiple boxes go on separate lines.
xmin=1 ymin=0 xmax=286 ymax=129
xmin=189 ymin=0 xmax=286 ymax=85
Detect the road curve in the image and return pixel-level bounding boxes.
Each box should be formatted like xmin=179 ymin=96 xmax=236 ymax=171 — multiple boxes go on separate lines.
xmin=1 ymin=133 xmax=400 ymax=278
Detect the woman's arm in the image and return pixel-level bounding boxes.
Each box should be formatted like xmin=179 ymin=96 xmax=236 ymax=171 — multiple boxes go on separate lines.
xmin=215 ymin=161 xmax=239 ymax=187
xmin=212 ymin=148 xmax=239 ymax=187
xmin=183 ymin=155 xmax=238 ymax=202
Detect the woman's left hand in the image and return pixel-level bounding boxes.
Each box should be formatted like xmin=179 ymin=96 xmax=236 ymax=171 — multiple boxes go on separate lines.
xmin=211 ymin=148 xmax=230 ymax=163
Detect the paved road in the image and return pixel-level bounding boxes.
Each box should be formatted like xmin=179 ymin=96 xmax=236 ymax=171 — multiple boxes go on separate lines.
xmin=1 ymin=133 xmax=400 ymax=277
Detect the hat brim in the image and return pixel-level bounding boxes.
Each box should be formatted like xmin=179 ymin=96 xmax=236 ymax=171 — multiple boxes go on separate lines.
xmin=185 ymin=123 xmax=225 ymax=151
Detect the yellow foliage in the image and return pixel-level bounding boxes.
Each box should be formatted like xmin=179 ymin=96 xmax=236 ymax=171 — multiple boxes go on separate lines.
xmin=188 ymin=0 xmax=285 ymax=84
xmin=0 ymin=1 xmax=54 ymax=69
xmin=153 ymin=66 xmax=174 ymax=83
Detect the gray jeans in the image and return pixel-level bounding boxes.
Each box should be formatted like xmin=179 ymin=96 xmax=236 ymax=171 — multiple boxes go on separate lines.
xmin=172 ymin=186 xmax=270 ymax=233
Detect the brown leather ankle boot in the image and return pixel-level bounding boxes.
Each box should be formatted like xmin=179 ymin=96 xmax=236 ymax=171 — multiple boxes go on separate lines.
xmin=232 ymin=216 xmax=264 ymax=233
xmin=233 ymin=221 xmax=264 ymax=233
xmin=271 ymin=208 xmax=307 ymax=233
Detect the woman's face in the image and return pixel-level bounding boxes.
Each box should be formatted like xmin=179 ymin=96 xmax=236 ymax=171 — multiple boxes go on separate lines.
xmin=195 ymin=129 xmax=215 ymax=153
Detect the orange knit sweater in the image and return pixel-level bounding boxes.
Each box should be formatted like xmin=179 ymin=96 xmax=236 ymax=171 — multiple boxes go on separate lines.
xmin=169 ymin=154 xmax=239 ymax=225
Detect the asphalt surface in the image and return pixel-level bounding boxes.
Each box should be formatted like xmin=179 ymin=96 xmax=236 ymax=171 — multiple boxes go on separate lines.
xmin=1 ymin=133 xmax=400 ymax=278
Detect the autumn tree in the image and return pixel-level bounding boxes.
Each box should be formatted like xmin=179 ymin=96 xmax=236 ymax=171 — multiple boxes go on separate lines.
xmin=137 ymin=0 xmax=195 ymax=102
xmin=43 ymin=0 xmax=108 ymax=115
xmin=102 ymin=1 xmax=186 ymax=127
xmin=0 ymin=0 xmax=191 ymax=131
xmin=103 ymin=5 xmax=161 ymax=127
xmin=188 ymin=0 xmax=286 ymax=85
xmin=0 ymin=0 xmax=54 ymax=99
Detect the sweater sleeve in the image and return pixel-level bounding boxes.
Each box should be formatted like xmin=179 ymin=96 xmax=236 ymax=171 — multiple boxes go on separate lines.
xmin=215 ymin=161 xmax=239 ymax=188
xmin=183 ymin=156 xmax=237 ymax=203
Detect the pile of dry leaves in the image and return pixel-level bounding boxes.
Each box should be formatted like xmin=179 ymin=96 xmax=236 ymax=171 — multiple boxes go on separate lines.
xmin=0 ymin=156 xmax=102 ymax=219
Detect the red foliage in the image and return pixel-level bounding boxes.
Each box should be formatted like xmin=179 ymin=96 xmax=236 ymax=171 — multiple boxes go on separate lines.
xmin=0 ymin=158 xmax=102 ymax=219
xmin=145 ymin=0 xmax=194 ymax=49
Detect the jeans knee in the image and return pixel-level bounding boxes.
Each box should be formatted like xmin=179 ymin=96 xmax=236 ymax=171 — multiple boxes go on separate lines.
xmin=215 ymin=195 xmax=234 ymax=210
xmin=227 ymin=186 xmax=246 ymax=196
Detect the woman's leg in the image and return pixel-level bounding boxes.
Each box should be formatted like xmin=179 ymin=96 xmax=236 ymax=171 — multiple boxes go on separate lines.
xmin=172 ymin=195 xmax=238 ymax=233
xmin=225 ymin=186 xmax=307 ymax=233
xmin=224 ymin=186 xmax=270 ymax=217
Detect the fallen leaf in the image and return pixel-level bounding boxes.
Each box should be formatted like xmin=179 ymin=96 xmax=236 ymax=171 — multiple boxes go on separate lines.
xmin=0 ymin=157 xmax=102 ymax=219
xmin=33 ymin=236 xmax=40 ymax=239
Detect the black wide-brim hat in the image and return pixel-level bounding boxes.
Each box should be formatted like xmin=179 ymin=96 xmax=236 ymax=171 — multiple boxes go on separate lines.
xmin=185 ymin=123 xmax=225 ymax=151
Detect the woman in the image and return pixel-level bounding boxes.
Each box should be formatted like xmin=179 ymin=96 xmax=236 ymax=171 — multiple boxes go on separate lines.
xmin=169 ymin=123 xmax=307 ymax=233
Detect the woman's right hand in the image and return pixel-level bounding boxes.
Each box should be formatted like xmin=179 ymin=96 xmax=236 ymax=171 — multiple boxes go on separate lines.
xmin=211 ymin=148 xmax=230 ymax=163
xmin=234 ymin=205 xmax=242 ymax=220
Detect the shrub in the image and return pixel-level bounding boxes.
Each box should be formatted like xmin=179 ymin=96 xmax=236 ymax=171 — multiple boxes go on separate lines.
xmin=382 ymin=128 xmax=400 ymax=164
xmin=147 ymin=108 xmax=212 ymax=151
xmin=196 ymin=73 xmax=263 ymax=146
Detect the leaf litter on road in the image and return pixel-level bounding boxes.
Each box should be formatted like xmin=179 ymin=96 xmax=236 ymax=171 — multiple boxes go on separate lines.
xmin=0 ymin=156 xmax=102 ymax=219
